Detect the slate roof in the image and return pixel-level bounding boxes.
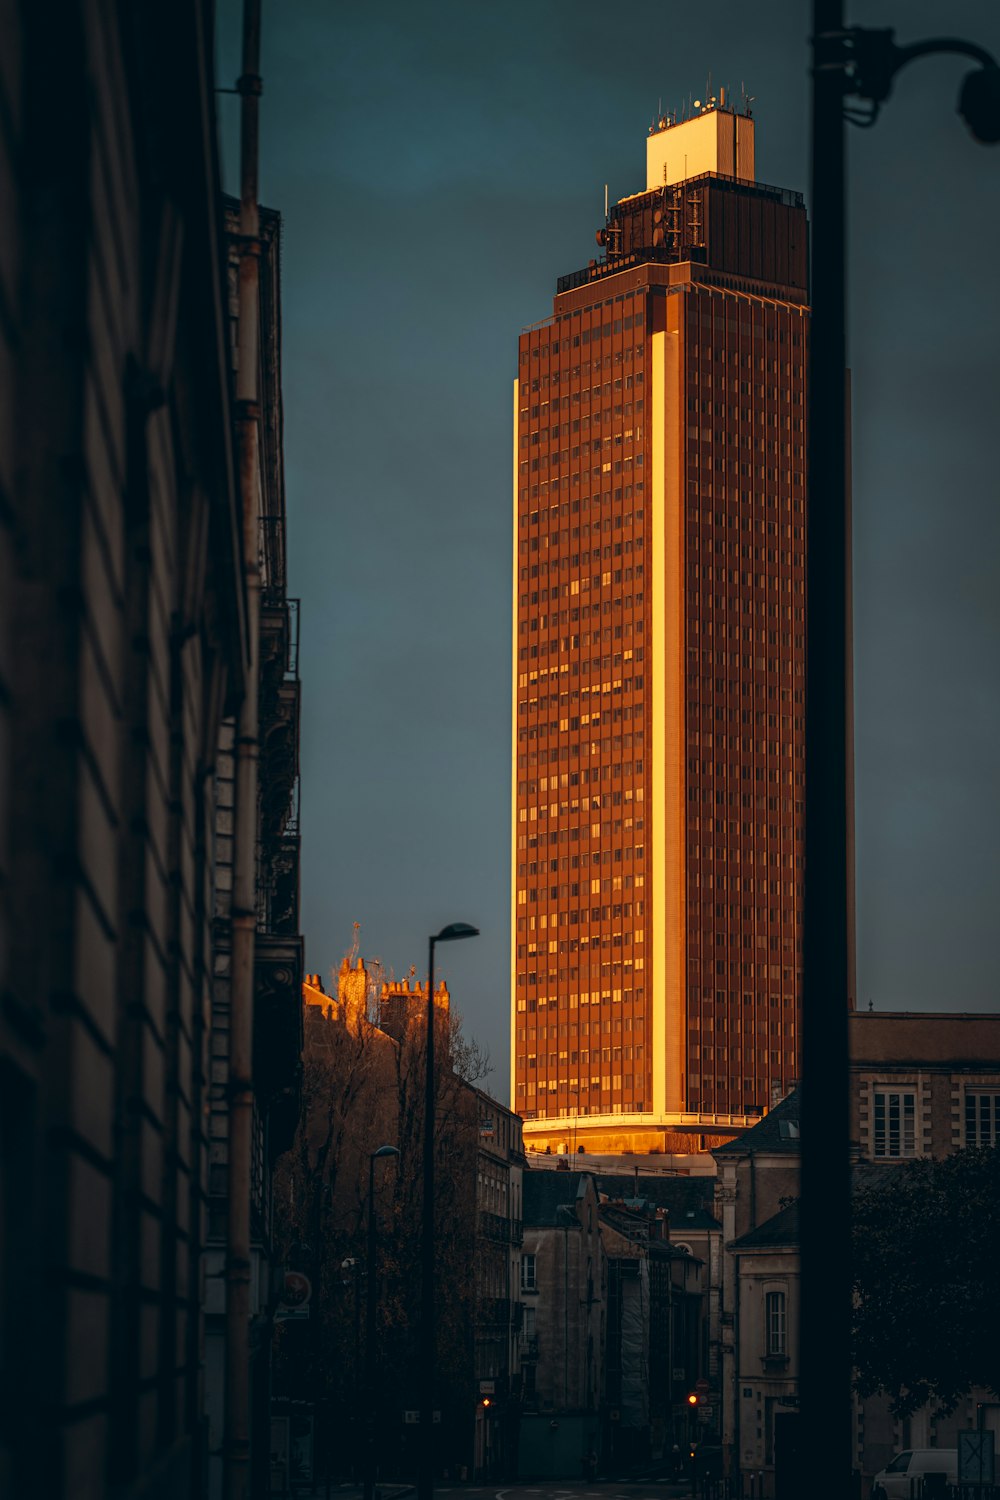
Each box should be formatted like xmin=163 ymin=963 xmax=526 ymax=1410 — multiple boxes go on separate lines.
xmin=730 ymin=1198 xmax=799 ymax=1250
xmin=523 ymin=1169 xmax=591 ymax=1226
xmin=712 ymin=1088 xmax=801 ymax=1158
xmin=648 ymin=1239 xmax=703 ymax=1263
xmin=595 ymin=1173 xmax=721 ymax=1231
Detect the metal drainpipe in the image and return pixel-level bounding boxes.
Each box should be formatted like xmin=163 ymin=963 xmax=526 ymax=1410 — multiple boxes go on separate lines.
xmin=224 ymin=2 xmax=262 ymax=1498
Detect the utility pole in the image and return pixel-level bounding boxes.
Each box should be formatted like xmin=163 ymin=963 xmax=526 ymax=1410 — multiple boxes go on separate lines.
xmin=801 ymin=4 xmax=852 ymax=1494
xmin=802 ymin=11 xmax=999 ymax=1497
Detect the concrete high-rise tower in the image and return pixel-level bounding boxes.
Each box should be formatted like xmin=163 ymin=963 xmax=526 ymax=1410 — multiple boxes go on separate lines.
xmin=511 ymin=102 xmax=809 ymax=1154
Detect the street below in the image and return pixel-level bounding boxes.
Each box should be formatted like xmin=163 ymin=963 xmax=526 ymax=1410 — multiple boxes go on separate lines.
xmin=441 ymin=1485 xmax=692 ymax=1500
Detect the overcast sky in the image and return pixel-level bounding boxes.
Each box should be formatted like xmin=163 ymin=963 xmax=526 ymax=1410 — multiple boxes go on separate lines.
xmin=216 ymin=1 xmax=1000 ymax=1094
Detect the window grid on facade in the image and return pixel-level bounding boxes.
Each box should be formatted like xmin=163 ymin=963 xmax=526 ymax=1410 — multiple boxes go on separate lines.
xmin=873 ymin=1089 xmax=916 ymax=1158
xmin=965 ymin=1092 xmax=1000 ymax=1147
xmin=521 ymin=1253 xmax=537 ymax=1292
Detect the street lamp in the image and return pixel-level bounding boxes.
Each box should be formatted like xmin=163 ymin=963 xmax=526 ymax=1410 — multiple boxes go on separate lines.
xmin=341 ymin=1257 xmax=364 ymax=1485
xmin=365 ymin=1145 xmax=400 ymax=1500
xmin=419 ymin=923 xmax=479 ymax=1500
xmin=803 ymin=8 xmax=1000 ymax=1496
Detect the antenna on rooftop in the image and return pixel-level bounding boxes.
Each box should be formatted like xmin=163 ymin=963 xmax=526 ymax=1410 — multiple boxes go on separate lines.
xmin=604 ymin=182 xmax=608 ymax=217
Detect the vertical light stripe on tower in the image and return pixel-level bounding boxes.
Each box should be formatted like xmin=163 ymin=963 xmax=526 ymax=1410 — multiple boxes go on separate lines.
xmin=651 ymin=315 xmax=686 ymax=1121
xmin=663 ymin=308 xmax=686 ymax=1113
xmin=650 ymin=331 xmax=667 ymax=1119
xmin=510 ymin=377 xmax=520 ymax=1110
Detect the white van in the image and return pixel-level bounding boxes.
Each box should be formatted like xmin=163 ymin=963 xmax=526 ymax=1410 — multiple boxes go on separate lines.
xmin=871 ymin=1449 xmax=957 ymax=1499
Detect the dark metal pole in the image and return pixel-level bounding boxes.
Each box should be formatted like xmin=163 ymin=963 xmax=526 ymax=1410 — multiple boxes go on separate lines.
xmin=419 ymin=937 xmax=437 ymax=1500
xmin=365 ymin=1155 xmax=379 ymax=1500
xmin=354 ymin=1258 xmax=363 ymax=1482
xmin=803 ymin=2 xmax=853 ymax=1495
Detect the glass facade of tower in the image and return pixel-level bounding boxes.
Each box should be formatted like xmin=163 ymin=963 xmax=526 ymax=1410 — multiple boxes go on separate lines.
xmin=514 ymin=297 xmax=654 ymax=1123
xmin=512 ymin=120 xmax=809 ymax=1151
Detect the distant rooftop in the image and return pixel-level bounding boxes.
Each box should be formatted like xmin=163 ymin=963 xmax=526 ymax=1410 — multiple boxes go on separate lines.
xmin=731 ymin=1198 xmax=799 ymax=1251
xmin=712 ymin=1089 xmax=801 ymax=1158
xmin=523 ymin=1169 xmax=593 ymax=1227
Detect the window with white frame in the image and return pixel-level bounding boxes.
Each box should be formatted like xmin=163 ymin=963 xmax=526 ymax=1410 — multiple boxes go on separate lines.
xmin=873 ymin=1089 xmax=916 ymax=1158
xmin=521 ymin=1253 xmax=537 ymax=1292
xmin=965 ymin=1092 xmax=1000 ymax=1147
xmin=764 ymin=1289 xmax=786 ymax=1356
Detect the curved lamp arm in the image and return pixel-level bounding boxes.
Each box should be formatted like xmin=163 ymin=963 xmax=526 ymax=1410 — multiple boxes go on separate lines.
xmin=815 ymin=24 xmax=1000 ymax=140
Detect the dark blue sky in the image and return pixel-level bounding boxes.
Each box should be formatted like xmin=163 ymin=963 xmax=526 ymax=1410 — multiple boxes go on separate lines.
xmin=216 ymin=1 xmax=1000 ymax=1091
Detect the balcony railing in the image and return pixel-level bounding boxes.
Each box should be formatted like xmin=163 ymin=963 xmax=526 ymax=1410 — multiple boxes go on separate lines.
xmin=478 ymin=1210 xmax=513 ymax=1245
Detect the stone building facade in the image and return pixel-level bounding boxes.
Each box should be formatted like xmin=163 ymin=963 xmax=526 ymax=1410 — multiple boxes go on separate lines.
xmin=728 ymin=1199 xmax=800 ymax=1485
xmin=0 ymin=8 xmax=302 ymax=1498
xmin=713 ymin=1010 xmax=1000 ymax=1495
xmin=850 ymin=1011 xmax=1000 ymax=1161
xmin=713 ymin=1090 xmax=802 ymax=1490
xmin=203 ymin=201 xmax=303 ymax=1500
xmin=472 ymin=1089 xmax=525 ymax=1480
xmin=519 ymin=1172 xmax=607 ymax=1477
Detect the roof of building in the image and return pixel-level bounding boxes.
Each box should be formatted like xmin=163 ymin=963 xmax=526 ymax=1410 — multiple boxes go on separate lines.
xmin=731 ymin=1198 xmax=799 ymax=1251
xmin=523 ymin=1169 xmax=593 ymax=1227
xmin=848 ymin=1010 xmax=1000 ymax=1067
xmin=594 ymin=1173 xmax=720 ymax=1230
xmin=648 ymin=1238 xmax=704 ymax=1263
xmin=712 ymin=1089 xmax=801 ymax=1159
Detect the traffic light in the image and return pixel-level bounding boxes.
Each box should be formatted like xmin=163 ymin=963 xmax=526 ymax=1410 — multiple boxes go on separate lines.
xmin=686 ymin=1392 xmax=700 ymax=1407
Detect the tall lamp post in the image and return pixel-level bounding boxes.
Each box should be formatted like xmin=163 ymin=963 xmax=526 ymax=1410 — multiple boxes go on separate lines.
xmin=365 ymin=1145 xmax=400 ymax=1500
xmin=419 ymin=923 xmax=479 ymax=1500
xmin=803 ymin=10 xmax=1000 ymax=1496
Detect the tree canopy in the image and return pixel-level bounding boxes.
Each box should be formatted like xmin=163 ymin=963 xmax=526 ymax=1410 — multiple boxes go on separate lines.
xmin=851 ymin=1146 xmax=1000 ymax=1416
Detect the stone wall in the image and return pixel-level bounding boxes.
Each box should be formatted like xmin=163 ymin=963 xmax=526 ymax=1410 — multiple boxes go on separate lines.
xmin=0 ymin=6 xmax=244 ymax=1496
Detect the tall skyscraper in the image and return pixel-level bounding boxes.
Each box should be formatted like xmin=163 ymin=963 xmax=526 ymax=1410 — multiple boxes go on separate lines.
xmin=511 ymin=102 xmax=809 ymax=1153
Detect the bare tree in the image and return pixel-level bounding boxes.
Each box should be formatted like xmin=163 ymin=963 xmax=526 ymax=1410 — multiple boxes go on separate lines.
xmin=272 ymin=940 xmax=489 ymax=1479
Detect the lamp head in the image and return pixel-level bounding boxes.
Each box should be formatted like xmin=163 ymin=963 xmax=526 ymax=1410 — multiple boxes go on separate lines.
xmin=959 ymin=66 xmax=1000 ymax=144
xmin=371 ymin=1144 xmax=400 ymax=1161
xmin=432 ymin=922 xmax=480 ymax=944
